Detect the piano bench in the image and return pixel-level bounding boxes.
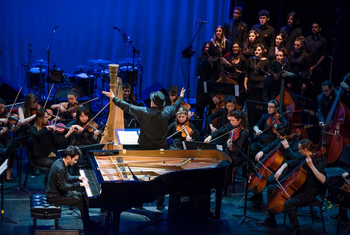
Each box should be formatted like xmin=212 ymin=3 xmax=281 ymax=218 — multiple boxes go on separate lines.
xmin=30 ymin=194 xmax=62 ymax=231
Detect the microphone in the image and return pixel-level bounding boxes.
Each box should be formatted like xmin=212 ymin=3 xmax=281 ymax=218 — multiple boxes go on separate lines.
xmin=197 ymin=20 xmax=208 ymax=24
xmin=29 ymin=43 xmax=35 ymax=58
xmin=53 ymin=25 xmax=58 ymax=33
xmin=54 ymin=25 xmax=58 ymax=29
xmin=113 ymin=26 xmax=120 ymax=30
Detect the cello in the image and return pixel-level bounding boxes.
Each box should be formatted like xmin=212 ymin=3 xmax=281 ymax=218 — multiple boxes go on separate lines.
xmin=321 ymin=73 xmax=350 ymax=163
xmin=248 ymin=130 xmax=301 ymax=194
xmin=266 ymin=147 xmax=326 ymax=214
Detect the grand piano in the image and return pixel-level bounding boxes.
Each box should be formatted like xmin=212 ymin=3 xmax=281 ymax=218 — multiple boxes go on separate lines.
xmin=79 ymin=64 xmax=233 ymax=234
xmin=80 ymin=149 xmax=232 ymax=233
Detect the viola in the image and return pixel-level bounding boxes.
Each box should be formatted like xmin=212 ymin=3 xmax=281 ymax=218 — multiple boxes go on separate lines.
xmin=266 ymin=113 xmax=282 ymax=134
xmin=228 ymin=125 xmax=243 ymax=151
xmin=247 ymin=130 xmax=302 ymax=194
xmin=266 ymin=147 xmax=326 ymax=215
xmin=176 ymin=121 xmax=193 ymax=138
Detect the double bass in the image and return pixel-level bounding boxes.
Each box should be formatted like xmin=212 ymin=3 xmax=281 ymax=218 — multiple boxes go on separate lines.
xmin=276 ymin=76 xmax=308 ymax=139
xmin=321 ymin=73 xmax=350 ymax=163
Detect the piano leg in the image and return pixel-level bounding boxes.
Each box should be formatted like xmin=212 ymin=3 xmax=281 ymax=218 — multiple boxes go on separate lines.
xmin=111 ymin=209 xmax=123 ymax=235
xmin=214 ymin=185 xmax=223 ymax=219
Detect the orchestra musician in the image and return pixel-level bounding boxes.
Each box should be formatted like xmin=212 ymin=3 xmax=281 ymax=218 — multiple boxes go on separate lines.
xmin=18 ymin=93 xmax=40 ymax=134
xmin=167 ymin=106 xmax=199 ymax=149
xmin=66 ymin=107 xmax=101 ymax=169
xmin=50 ymin=90 xmax=79 ymax=121
xmin=46 ymin=145 xmax=100 ymax=231
xmin=122 ymin=83 xmax=138 ymax=128
xmin=259 ymin=139 xmax=326 ymax=235
xmin=0 ymin=97 xmax=22 ymax=182
xmin=102 ymin=87 xmax=186 ymax=150
xmin=330 ymin=170 xmax=349 ymax=224
xmin=250 ymin=128 xmax=301 ymax=203
xmin=206 ymin=96 xmax=236 ymax=145
xmin=204 ymin=110 xmax=249 ymax=167
xmin=318 ymin=80 xmax=350 ymax=128
xmin=29 ymin=109 xmax=73 ymax=169
xmin=249 ymin=99 xmax=288 ymax=159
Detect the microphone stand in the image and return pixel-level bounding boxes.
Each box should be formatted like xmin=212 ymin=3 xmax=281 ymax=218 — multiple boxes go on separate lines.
xmin=46 ymin=26 xmax=58 ymax=98
xmin=181 ymin=22 xmax=206 ymax=101
xmin=113 ymin=27 xmax=142 ymax=100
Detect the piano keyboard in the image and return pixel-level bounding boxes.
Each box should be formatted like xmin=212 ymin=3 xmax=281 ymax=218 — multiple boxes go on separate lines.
xmin=79 ymin=169 xmax=101 ymax=198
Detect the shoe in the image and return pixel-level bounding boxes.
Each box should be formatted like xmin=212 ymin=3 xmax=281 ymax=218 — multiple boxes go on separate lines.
xmin=156 ymin=203 xmax=166 ymax=210
xmin=248 ymin=192 xmax=263 ymax=202
xmin=256 ymin=217 xmax=276 ymax=228
xmin=292 ymin=227 xmax=302 ymax=235
xmin=6 ymin=178 xmax=13 ymax=183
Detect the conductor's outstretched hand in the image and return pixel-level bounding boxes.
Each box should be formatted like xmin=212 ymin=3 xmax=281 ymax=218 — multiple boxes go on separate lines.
xmin=180 ymin=87 xmax=186 ymax=97
xmin=102 ymin=89 xmax=115 ymax=99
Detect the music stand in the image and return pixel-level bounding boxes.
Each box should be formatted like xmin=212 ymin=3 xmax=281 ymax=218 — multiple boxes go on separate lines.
xmin=5 ymin=135 xmax=30 ymax=194
xmin=232 ymin=149 xmax=262 ymax=226
xmin=290 ymin=93 xmax=315 ymax=110
xmin=0 ymin=159 xmax=19 ymax=224
xmin=182 ymin=141 xmax=217 ymax=150
xmin=205 ymin=80 xmax=236 ymax=97
xmin=339 ymin=144 xmax=350 ymax=167
xmin=245 ymin=100 xmax=267 ymax=128
xmin=115 ymin=128 xmax=140 ymax=150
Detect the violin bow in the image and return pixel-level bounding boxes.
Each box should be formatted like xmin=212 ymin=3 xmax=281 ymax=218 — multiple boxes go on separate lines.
xmin=83 ymin=101 xmax=110 ymax=130
xmin=65 ymin=97 xmax=99 ymax=113
xmin=209 ymin=126 xmax=238 ymax=143
xmin=7 ymin=87 xmax=22 ymax=118
xmin=43 ymin=84 xmax=55 ymax=109
xmin=166 ymin=125 xmax=187 ymax=140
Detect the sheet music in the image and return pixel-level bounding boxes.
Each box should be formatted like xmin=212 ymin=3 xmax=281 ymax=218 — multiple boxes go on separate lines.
xmin=117 ymin=130 xmax=139 ymax=145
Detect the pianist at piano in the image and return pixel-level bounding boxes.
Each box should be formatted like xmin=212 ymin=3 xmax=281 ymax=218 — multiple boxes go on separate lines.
xmin=46 ymin=145 xmax=99 ymax=230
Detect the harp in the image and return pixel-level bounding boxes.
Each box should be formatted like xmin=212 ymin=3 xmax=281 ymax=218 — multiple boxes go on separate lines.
xmin=100 ymin=64 xmax=124 ymax=150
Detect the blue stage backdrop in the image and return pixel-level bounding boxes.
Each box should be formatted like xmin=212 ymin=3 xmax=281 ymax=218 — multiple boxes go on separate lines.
xmin=0 ymin=0 xmax=231 ymax=99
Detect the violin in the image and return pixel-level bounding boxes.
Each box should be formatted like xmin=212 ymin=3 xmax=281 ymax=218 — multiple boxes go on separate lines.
xmin=43 ymin=121 xmax=68 ymax=133
xmin=84 ymin=121 xmax=99 ymax=133
xmin=69 ymin=102 xmax=79 ymax=115
xmin=266 ymin=147 xmax=326 ymax=215
xmin=176 ymin=121 xmax=193 ymax=139
xmin=228 ymin=125 xmax=243 ymax=151
xmin=172 ymin=96 xmax=191 ymax=110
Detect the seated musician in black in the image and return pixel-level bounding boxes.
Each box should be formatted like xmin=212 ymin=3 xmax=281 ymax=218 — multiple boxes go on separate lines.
xmin=206 ymin=96 xmax=236 ymax=145
xmin=204 ymin=110 xmax=249 ymax=167
xmin=250 ymin=128 xmax=302 ymax=202
xmin=318 ymin=80 xmax=350 ymax=128
xmin=260 ymin=139 xmax=326 ymax=235
xmin=330 ymin=170 xmax=349 ymax=223
xmin=51 ymin=90 xmax=79 ymax=122
xmin=249 ymin=99 xmax=288 ymax=159
xmin=46 ymin=145 xmax=99 ymax=230
xmin=167 ymin=106 xmax=199 ymax=150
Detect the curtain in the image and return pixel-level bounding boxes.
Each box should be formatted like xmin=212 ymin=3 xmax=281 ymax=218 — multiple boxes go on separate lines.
xmin=0 ymin=0 xmax=231 ymax=99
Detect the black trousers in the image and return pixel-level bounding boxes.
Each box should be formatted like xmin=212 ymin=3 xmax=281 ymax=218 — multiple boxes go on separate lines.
xmin=267 ymin=184 xmax=317 ymax=229
xmin=47 ymin=190 xmax=90 ymax=228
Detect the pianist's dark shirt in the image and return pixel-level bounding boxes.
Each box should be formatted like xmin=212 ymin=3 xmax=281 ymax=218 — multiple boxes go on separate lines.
xmin=46 ymin=158 xmax=80 ymax=199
